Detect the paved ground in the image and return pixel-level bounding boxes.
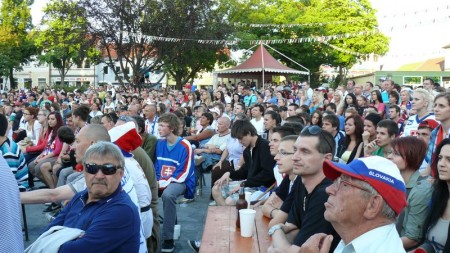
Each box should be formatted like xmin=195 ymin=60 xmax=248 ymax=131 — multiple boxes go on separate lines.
xmin=23 ymin=173 xmax=213 ymax=253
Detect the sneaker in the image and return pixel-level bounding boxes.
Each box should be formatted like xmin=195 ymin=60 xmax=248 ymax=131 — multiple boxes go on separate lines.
xmin=178 ymin=197 xmax=194 ymax=204
xmin=208 ymin=201 xmax=217 ymax=206
xmin=161 ymin=240 xmax=175 ymax=253
xmin=194 ymin=155 xmax=205 ymax=166
xmin=187 ymin=240 xmax=200 ymax=253
xmin=45 ymin=212 xmax=56 ymax=222
xmin=43 ymin=203 xmax=61 ymax=213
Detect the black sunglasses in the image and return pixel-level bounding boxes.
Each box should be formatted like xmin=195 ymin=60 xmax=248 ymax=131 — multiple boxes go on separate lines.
xmin=301 ymin=126 xmax=335 ymax=153
xmin=84 ymin=163 xmax=122 ymax=175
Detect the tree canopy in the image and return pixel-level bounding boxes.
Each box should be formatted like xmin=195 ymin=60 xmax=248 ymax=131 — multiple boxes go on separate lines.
xmin=221 ymin=0 xmax=389 ymax=86
xmin=0 ymin=0 xmax=36 ymax=89
xmin=35 ymin=0 xmax=100 ymax=86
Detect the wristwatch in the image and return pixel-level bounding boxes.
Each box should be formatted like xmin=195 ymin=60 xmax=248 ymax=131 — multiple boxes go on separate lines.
xmin=268 ymin=224 xmax=284 ymax=236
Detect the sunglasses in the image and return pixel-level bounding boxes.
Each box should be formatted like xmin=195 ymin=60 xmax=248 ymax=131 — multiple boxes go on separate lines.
xmin=301 ymin=126 xmax=335 ymax=154
xmin=84 ymin=163 xmax=122 ymax=175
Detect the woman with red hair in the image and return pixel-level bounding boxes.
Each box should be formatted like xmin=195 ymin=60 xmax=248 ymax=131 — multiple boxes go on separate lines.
xmin=387 ymin=136 xmax=430 ymax=250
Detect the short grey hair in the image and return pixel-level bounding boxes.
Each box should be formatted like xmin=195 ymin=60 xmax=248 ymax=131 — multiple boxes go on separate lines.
xmin=82 ymin=141 xmax=124 ymax=169
xmin=358 ymin=180 xmax=397 ymax=220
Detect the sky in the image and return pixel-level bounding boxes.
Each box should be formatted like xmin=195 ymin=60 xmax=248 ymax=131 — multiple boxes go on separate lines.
xmin=23 ymin=0 xmax=450 ymax=69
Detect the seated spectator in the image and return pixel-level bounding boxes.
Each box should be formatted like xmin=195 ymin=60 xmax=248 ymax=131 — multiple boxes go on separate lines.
xmin=402 ymin=88 xmax=434 ymax=137
xmin=21 ymin=107 xmax=42 ymax=145
xmin=268 ymin=127 xmax=339 ymax=252
xmin=418 ymin=139 xmax=450 ymax=252
xmin=387 ymin=137 xmax=431 ymax=250
xmin=262 ymin=135 xmax=299 ymax=225
xmin=194 ymin=117 xmax=231 ymax=172
xmin=38 ymin=142 xmax=140 ymax=252
xmin=212 ymin=119 xmax=276 ymax=206
xmin=359 ymin=113 xmax=382 ymax=155
xmin=0 ymin=114 xmax=28 ymax=190
xmin=364 ymin=119 xmax=398 ymax=158
xmin=184 ymin=112 xmax=215 ymax=148
xmin=40 ymin=126 xmax=75 ymax=212
xmin=28 ymin=112 xmax=63 ymax=184
xmin=336 ymin=115 xmax=364 ymax=164
xmin=322 ymin=114 xmax=345 ymax=158
xmin=302 ymin=156 xmax=407 ymax=253
xmin=155 ymin=113 xmax=195 ymax=252
xmin=131 ymin=115 xmax=157 ymax=163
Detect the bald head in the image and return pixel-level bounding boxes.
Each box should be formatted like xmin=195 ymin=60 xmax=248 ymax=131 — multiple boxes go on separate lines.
xmin=83 ymin=124 xmax=111 ymax=142
xmin=217 ymin=117 xmax=231 ymax=134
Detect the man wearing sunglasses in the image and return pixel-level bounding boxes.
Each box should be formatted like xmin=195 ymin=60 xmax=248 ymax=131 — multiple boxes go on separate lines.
xmin=39 ymin=142 xmax=141 ymax=252
xmin=300 ymin=156 xmax=407 ymax=253
xmin=269 ymin=126 xmax=340 ymax=252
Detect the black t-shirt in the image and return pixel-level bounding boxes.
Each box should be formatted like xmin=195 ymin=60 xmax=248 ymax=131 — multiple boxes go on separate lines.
xmin=286 ymin=177 xmax=340 ymax=249
xmin=279 ymin=176 xmax=302 ymax=213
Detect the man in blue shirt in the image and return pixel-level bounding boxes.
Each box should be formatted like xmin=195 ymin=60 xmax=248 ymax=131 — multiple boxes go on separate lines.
xmin=45 ymin=142 xmax=141 ymax=252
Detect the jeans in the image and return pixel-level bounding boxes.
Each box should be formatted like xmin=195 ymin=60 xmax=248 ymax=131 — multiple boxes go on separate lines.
xmin=161 ymin=182 xmax=186 ymax=240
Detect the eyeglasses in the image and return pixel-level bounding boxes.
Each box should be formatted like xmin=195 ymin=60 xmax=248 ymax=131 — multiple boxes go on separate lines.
xmin=277 ymin=150 xmax=295 ymax=157
xmin=332 ymin=177 xmax=369 ymax=193
xmin=37 ymin=113 xmax=45 ymax=116
xmin=84 ymin=163 xmax=122 ymax=175
xmin=301 ymin=126 xmax=335 ymax=153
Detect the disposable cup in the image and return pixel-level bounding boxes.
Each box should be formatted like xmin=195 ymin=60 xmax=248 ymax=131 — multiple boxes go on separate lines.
xmin=245 ymin=192 xmax=252 ymax=208
xmin=239 ymin=209 xmax=256 ymax=237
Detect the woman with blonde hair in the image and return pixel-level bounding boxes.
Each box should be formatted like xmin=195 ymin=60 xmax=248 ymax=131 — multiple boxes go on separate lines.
xmin=309 ymin=92 xmax=324 ymax=113
xmin=332 ymin=90 xmax=344 ymax=115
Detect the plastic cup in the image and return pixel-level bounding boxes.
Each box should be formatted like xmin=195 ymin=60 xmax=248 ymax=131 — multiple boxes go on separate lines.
xmin=239 ymin=209 xmax=256 ymax=237
xmin=245 ymin=192 xmax=252 ymax=208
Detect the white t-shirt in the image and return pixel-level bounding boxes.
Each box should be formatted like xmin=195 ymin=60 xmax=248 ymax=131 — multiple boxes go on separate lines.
xmin=402 ymin=113 xmax=435 ymax=137
xmin=250 ymin=118 xmax=265 ymax=136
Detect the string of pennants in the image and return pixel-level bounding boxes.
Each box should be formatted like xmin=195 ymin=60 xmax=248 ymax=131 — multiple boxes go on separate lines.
xmin=123 ymin=29 xmax=379 ymax=46
xmin=319 ymin=41 xmax=368 ymax=57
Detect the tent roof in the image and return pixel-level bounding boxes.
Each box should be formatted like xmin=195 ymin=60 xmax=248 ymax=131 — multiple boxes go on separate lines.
xmin=215 ymin=44 xmax=308 ymax=75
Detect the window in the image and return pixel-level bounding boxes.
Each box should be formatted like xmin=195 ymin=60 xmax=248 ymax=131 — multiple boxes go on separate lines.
xmin=76 ymin=61 xmax=83 ymax=68
xmin=38 ymin=78 xmax=46 ymax=87
xmin=84 ymin=61 xmax=90 ymax=68
xmin=103 ymin=66 xmax=109 ymax=74
xmin=115 ymin=66 xmax=120 ymax=73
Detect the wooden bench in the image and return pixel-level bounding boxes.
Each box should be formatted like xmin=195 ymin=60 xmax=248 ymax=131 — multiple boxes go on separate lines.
xmin=200 ymin=206 xmax=271 ymax=253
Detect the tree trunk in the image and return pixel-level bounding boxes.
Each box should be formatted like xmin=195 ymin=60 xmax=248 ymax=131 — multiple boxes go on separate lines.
xmin=9 ymin=68 xmax=16 ymax=90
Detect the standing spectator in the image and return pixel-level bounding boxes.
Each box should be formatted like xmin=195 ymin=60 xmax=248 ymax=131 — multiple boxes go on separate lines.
xmin=425 ymin=92 xmax=450 ymax=166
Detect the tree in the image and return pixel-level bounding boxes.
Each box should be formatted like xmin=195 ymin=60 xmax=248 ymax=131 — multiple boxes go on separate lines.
xmin=35 ymin=0 xmax=100 ymax=87
xmin=221 ymin=0 xmax=389 ymax=86
xmin=80 ymin=0 xmax=233 ymax=90
xmin=0 ymin=0 xmax=36 ymax=89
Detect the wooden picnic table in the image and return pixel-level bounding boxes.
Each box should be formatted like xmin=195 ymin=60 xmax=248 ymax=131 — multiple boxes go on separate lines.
xmin=200 ymin=206 xmax=271 ymax=253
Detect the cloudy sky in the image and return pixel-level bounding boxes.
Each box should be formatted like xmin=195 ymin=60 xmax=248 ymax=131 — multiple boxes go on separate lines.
xmin=21 ymin=0 xmax=450 ymax=68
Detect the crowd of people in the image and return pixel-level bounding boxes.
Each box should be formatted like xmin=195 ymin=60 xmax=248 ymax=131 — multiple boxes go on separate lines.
xmin=0 ymin=78 xmax=450 ymax=253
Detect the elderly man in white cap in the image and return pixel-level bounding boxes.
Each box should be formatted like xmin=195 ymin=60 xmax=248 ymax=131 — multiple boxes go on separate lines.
xmin=299 ymin=156 xmax=407 ymax=253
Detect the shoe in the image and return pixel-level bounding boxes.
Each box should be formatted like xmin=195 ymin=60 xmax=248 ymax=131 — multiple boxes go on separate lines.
xmin=45 ymin=212 xmax=56 ymax=222
xmin=44 ymin=209 xmax=61 ymax=222
xmin=43 ymin=203 xmax=61 ymax=213
xmin=187 ymin=240 xmax=200 ymax=253
xmin=209 ymin=201 xmax=217 ymax=206
xmin=178 ymin=197 xmax=194 ymax=204
xmin=44 ymin=202 xmax=52 ymax=206
xmin=194 ymin=155 xmax=205 ymax=166
xmin=161 ymin=240 xmax=175 ymax=253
